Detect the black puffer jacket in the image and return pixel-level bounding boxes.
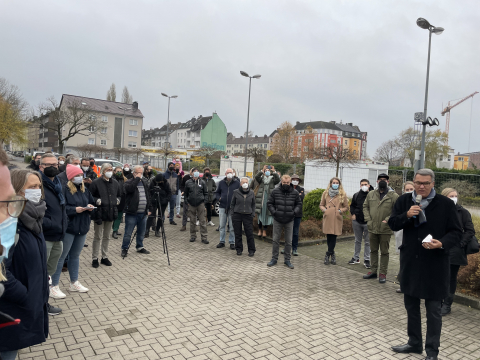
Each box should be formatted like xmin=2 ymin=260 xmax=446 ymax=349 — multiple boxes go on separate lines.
xmin=149 ymin=174 xmax=172 ymax=207
xmin=449 ymin=204 xmax=475 ymax=266
xmin=26 ymin=160 xmax=39 ymax=171
xmin=123 ymin=177 xmax=152 ymax=215
xmin=230 ymin=188 xmax=255 ymax=216
xmin=89 ymin=177 xmax=120 ymax=222
xmin=267 ymin=184 xmax=302 ymax=224
xmin=184 ymin=178 xmax=207 ymax=207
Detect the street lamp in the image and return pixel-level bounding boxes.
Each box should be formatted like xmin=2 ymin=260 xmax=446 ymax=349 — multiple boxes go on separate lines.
xmin=240 ymin=71 xmax=261 ymax=177
xmin=417 ymin=17 xmax=444 ymax=169
xmin=118 ymin=106 xmax=132 ymax=163
xmin=161 ymin=93 xmax=178 ymax=169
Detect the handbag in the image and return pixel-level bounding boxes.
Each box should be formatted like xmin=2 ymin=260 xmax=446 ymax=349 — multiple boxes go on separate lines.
xmin=466 ymin=235 xmax=479 ymax=255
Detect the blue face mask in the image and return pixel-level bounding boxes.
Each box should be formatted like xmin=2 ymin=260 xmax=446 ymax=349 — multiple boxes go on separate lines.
xmin=265 ymin=171 xmax=271 ymax=177
xmin=193 ymin=171 xmax=200 ymax=178
xmin=0 ymin=217 xmax=18 ymax=261
xmin=332 ymin=184 xmax=339 ymax=190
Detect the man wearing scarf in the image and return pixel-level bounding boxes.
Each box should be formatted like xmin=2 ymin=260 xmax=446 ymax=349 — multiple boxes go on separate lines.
xmin=388 ymin=169 xmax=462 ymax=360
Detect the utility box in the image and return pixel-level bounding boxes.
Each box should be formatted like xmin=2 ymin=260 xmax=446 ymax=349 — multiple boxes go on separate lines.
xmin=220 ymin=156 xmax=254 ymax=178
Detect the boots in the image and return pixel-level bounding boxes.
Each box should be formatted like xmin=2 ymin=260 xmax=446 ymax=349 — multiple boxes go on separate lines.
xmin=324 ymin=252 xmax=330 ymax=265
xmin=330 ymin=253 xmax=337 ymax=265
xmin=441 ymin=294 xmax=454 ymax=316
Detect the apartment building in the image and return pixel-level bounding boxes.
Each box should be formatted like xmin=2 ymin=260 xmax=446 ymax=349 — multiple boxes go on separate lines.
xmin=226 ymin=134 xmax=270 ymax=155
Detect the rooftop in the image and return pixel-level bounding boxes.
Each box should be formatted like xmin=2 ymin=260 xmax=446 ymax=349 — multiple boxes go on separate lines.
xmin=227 ymin=135 xmax=270 ymax=145
xmin=60 ymin=94 xmax=144 ymax=118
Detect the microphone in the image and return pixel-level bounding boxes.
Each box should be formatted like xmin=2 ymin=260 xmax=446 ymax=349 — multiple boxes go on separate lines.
xmin=414 ymin=195 xmax=422 ymax=218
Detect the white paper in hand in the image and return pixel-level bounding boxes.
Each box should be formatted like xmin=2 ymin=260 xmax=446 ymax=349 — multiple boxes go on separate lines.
xmin=422 ymin=234 xmax=433 ymax=243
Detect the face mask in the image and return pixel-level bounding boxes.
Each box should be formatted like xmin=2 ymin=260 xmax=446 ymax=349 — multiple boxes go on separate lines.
xmin=378 ymin=180 xmax=387 ymax=189
xmin=75 ymin=164 xmax=81 ymax=168
xmin=24 ymin=189 xmax=42 ymax=203
xmin=124 ymin=167 xmax=130 ymax=172
xmin=90 ymin=161 xmax=95 ymax=166
xmin=59 ymin=160 xmax=65 ymax=165
xmin=451 ymin=197 xmax=458 ymax=205
xmin=44 ymin=166 xmax=59 ymax=178
xmin=82 ymin=166 xmax=89 ymax=171
xmin=175 ymin=168 xmax=179 ymax=173
xmin=169 ymin=167 xmax=174 ymax=171
xmin=72 ymin=176 xmax=83 ymax=185
xmin=35 ymin=159 xmax=40 ymax=165
xmin=194 ymin=171 xmax=200 ymax=178
xmin=265 ymin=171 xmax=271 ymax=177
xmin=282 ymin=184 xmax=290 ymax=191
xmin=226 ymin=173 xmax=233 ymax=179
xmin=361 ymin=185 xmax=369 ymax=192
xmin=292 ymin=180 xmax=299 ymax=186
xmin=116 ymin=172 xmax=123 ymax=177
xmin=104 ymin=171 xmax=113 ymax=179
xmin=205 ymin=172 xmax=210 ymax=177
xmin=0 ymin=217 xmax=18 ymax=260
xmin=332 ymin=184 xmax=339 ymax=190
xmin=242 ymin=183 xmax=249 ymax=189
xmin=405 ymin=190 xmax=413 ymax=194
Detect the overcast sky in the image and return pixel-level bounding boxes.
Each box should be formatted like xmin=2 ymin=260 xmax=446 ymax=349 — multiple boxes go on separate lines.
xmin=1 ymin=0 xmax=479 ymax=157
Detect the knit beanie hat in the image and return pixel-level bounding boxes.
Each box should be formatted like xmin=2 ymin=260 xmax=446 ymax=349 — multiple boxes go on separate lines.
xmin=66 ymin=164 xmax=83 ymax=180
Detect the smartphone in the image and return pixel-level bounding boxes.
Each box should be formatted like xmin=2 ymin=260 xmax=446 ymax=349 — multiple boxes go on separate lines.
xmin=267 ymin=165 xmax=272 ymax=170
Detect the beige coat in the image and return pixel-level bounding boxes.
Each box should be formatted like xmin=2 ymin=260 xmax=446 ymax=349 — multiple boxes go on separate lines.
xmin=320 ymin=191 xmax=349 ymax=236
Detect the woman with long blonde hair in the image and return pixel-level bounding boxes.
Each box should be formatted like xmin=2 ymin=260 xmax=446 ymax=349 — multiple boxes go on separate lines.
xmin=320 ymin=177 xmax=349 ymax=265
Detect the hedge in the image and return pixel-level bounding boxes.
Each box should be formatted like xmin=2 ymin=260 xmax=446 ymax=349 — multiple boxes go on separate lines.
xmin=257 ymin=163 xmax=305 ymax=176
xmin=302 ymin=188 xmax=325 ymax=221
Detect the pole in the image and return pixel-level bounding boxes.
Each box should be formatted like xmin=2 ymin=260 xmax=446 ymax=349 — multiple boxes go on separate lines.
xmin=122 ymin=109 xmax=126 ymax=164
xmin=165 ymin=97 xmax=171 ymax=170
xmin=244 ymin=77 xmax=252 ymax=177
xmin=419 ymin=29 xmax=432 ymax=169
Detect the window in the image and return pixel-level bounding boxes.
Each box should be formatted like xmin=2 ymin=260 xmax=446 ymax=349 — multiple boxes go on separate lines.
xmin=89 ymin=126 xmax=96 ymax=132
xmin=330 ymin=139 xmax=335 ymax=143
xmin=100 ymin=140 xmax=107 ymax=146
xmin=344 ymin=140 xmax=347 ymax=145
xmin=129 ymin=130 xmax=138 ymax=137
xmin=88 ymin=138 xmax=94 ymax=145
xmin=448 ymin=155 xmax=451 ymax=161
xmin=354 ymin=141 xmax=357 ymax=146
xmin=101 ymin=127 xmax=107 ymax=134
xmin=128 ymin=141 xmax=137 ymax=148
xmin=102 ymin=116 xmax=108 ymax=122
xmin=264 ymin=144 xmax=267 ymax=148
xmin=129 ymin=119 xmax=138 ymax=126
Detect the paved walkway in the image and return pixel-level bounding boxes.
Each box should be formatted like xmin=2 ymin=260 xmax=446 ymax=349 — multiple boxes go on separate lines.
xmin=16 ymin=217 xmax=480 ymax=360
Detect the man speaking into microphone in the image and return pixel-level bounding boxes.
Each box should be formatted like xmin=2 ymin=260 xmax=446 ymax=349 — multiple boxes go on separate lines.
xmin=388 ymin=169 xmax=462 ymax=360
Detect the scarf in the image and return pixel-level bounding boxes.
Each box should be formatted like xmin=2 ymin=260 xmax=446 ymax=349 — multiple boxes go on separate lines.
xmin=412 ymin=189 xmax=436 ymax=226
xmin=19 ymin=200 xmax=47 ymax=235
xmin=263 ymin=175 xmax=273 ymax=186
xmin=328 ymin=188 xmax=339 ymax=198
xmin=42 ymin=172 xmax=65 ymax=205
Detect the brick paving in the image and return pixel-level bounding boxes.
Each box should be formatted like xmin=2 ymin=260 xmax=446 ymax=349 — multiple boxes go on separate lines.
xmin=16 ymin=218 xmax=480 ymax=360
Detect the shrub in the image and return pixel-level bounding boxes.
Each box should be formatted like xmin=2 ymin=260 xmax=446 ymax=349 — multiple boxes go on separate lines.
xmin=460 ymin=197 xmax=480 ymax=207
xmin=458 ymin=253 xmax=480 ymax=291
xmin=440 ymin=179 xmax=478 ymax=198
xmin=24 ymin=155 xmax=32 ymax=164
xmin=302 ymin=188 xmax=325 ymax=221
xmin=299 ymin=219 xmax=323 ymax=239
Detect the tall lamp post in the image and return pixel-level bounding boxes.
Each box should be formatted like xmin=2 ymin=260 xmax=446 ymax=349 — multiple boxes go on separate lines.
xmin=416 ymin=17 xmax=444 ymax=169
xmin=118 ymin=106 xmax=132 ymax=163
xmin=161 ymin=93 xmax=178 ymax=168
xmin=240 ymin=71 xmax=261 ymax=177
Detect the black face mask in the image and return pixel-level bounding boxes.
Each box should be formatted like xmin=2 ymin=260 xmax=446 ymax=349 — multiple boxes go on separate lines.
xmin=90 ymin=161 xmax=95 ymax=166
xmin=204 ymin=172 xmax=210 ymax=177
xmin=282 ymin=184 xmax=290 ymax=192
xmin=175 ymin=168 xmax=179 ymax=173
xmin=169 ymin=167 xmax=174 ymax=171
xmin=44 ymin=166 xmax=59 ymax=178
xmin=378 ymin=180 xmax=387 ymax=189
xmin=35 ymin=159 xmax=40 ymax=165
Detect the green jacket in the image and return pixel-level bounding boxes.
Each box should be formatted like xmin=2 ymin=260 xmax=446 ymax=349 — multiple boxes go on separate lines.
xmin=363 ymin=188 xmax=399 ymax=235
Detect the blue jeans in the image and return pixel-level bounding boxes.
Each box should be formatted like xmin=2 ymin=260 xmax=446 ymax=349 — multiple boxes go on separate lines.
xmin=122 ymin=213 xmax=147 ymax=250
xmin=0 ymin=350 xmax=18 ymax=360
xmin=219 ymin=208 xmax=234 ymax=244
xmin=176 ymin=189 xmax=181 ymax=214
xmin=52 ymin=232 xmax=86 ymax=286
xmin=169 ymin=194 xmax=177 ymax=222
xmin=292 ymin=217 xmax=302 ymax=250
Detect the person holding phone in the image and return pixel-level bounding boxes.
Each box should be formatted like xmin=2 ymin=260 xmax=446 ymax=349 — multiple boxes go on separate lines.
xmin=254 ymin=165 xmax=280 ymax=238
xmin=50 ymin=165 xmax=95 ymax=299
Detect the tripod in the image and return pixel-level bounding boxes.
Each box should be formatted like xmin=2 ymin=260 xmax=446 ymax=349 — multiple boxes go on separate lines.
xmin=122 ymin=191 xmax=170 ymax=265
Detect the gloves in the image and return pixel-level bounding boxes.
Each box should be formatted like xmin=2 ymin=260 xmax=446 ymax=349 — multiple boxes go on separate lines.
xmin=96 ymin=199 xmax=101 ymax=206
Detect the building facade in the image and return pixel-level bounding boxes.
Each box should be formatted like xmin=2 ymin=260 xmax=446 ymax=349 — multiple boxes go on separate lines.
xmin=226 ymin=134 xmax=270 ymax=155
xmin=454 ymin=154 xmax=470 ymax=170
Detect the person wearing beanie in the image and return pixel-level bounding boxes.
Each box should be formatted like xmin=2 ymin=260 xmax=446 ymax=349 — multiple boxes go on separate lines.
xmin=146 ymin=173 xmax=171 ymax=237
xmin=164 ymin=161 xmax=179 ymax=225
xmin=50 ymin=164 xmax=95 ymax=299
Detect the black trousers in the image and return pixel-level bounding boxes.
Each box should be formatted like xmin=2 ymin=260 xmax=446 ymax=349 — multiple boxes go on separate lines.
xmin=233 ymin=213 xmax=256 ymax=253
xmin=449 ymin=264 xmax=460 ymax=294
xmin=404 ymin=293 xmax=442 ymax=357
xmin=146 ymin=204 xmax=168 ymax=232
xmin=327 ymin=234 xmax=337 ymax=254
xmin=205 ymin=202 xmax=212 ymax=222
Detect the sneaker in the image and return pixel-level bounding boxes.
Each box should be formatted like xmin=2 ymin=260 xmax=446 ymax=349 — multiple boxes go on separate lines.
xmin=363 ymin=272 xmax=378 ymax=279
xmin=216 ymin=243 xmax=225 ymax=248
xmin=379 ymin=274 xmax=387 ymax=284
xmin=92 ymin=259 xmax=99 ymax=268
xmin=170 ymin=221 xmax=177 ymax=225
xmin=230 ymin=244 xmax=235 ymax=250
xmin=101 ymin=258 xmax=112 ymax=266
xmin=50 ymin=285 xmax=66 ymax=299
xmin=348 ymin=257 xmax=360 ymax=265
xmin=324 ymin=253 xmax=330 ymax=265
xmin=137 ymin=248 xmax=151 ymax=254
xmin=121 ymin=249 xmax=128 ymax=258
xmin=208 ymin=221 xmax=215 ymax=226
xmin=176 ymin=214 xmax=181 ymax=218
xmin=47 ymin=303 xmax=62 ymax=316
xmin=196 ymin=220 xmax=200 ymax=226
xmin=190 ymin=238 xmax=196 ymax=242
xmin=144 ymin=231 xmax=150 ymax=238
xmin=187 ymin=217 xmax=190 ymax=222
xmin=180 ymin=225 xmax=186 ymax=231
xmin=267 ymin=259 xmax=277 ymax=267
xmin=201 ymin=239 xmax=209 ymax=244
xmin=292 ymin=249 xmax=299 ymax=256
xmin=284 ymin=261 xmax=294 ymax=269
xmin=69 ymin=281 xmax=89 ymax=293
xmin=364 ymin=260 xmax=371 ymax=269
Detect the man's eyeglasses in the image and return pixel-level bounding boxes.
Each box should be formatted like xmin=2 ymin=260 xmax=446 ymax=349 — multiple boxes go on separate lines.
xmin=41 ymin=163 xmax=58 ymax=167
xmin=0 ymin=195 xmax=27 ymax=218
xmin=414 ymin=181 xmax=432 ymax=186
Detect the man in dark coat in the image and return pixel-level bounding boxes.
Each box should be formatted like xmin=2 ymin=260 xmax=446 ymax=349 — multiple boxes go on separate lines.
xmin=146 ymin=173 xmax=171 ymax=238
xmin=349 ymin=179 xmax=373 ymax=267
xmin=179 ymin=168 xmax=193 ymax=231
xmin=26 ymin=153 xmax=42 ymax=171
xmin=184 ymin=168 xmax=209 ymax=244
xmin=214 ymin=168 xmax=240 ymax=249
xmin=57 ymin=156 xmax=81 ymax=186
xmin=80 ymin=158 xmax=97 ymax=189
xmin=164 ymin=162 xmax=179 ymax=225
xmin=388 ymin=169 xmax=462 ymax=360
xmin=230 ymin=177 xmax=256 ymax=256
xmin=290 ymin=174 xmax=304 ymax=256
xmin=266 ymin=175 xmax=302 ymax=269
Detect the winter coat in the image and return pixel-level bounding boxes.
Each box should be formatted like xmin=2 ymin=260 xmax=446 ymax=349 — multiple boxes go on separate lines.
xmin=388 ymin=193 xmax=462 ymax=300
xmin=254 ymin=171 xmax=280 ymax=216
xmin=215 ymin=177 xmax=240 ymax=209
xmin=363 ymin=188 xmax=399 ymax=235
xmin=449 ymin=204 xmax=475 ymax=266
xmin=65 ymin=184 xmax=95 ymax=235
xmin=164 ymin=169 xmax=179 ymax=193
xmin=114 ymin=175 xmax=126 ymax=212
xmin=26 ymin=160 xmax=39 ymax=171
xmin=204 ymin=176 xmax=217 ymax=203
xmin=83 ymin=167 xmax=98 ymax=189
xmin=41 ymin=173 xmax=68 ymax=242
xmin=142 ymin=173 xmax=155 ymax=188
xmin=349 ymin=189 xmax=372 ymax=224
xmin=184 ymin=178 xmax=207 ymax=207
xmin=292 ymin=185 xmax=305 ymax=218
xmin=320 ymin=191 xmax=349 ymax=236
xmin=123 ymin=177 xmax=152 ymax=215
xmin=230 ymin=188 xmax=256 ymax=216
xmin=123 ymin=169 xmax=134 ymax=180
xmin=149 ymin=177 xmax=172 ymax=207
xmin=267 ymin=184 xmax=302 ymax=224
xmin=0 ymin=222 xmax=49 ymax=351
xmin=180 ymin=174 xmax=191 ymax=193
xmin=89 ymin=177 xmax=121 ymax=222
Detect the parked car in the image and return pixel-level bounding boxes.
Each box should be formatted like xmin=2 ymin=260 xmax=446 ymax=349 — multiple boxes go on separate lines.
xmin=94 ymin=158 xmax=124 ymax=169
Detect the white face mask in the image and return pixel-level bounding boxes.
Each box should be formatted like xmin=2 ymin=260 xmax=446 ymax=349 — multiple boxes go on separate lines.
xmin=59 ymin=160 xmax=65 ymax=165
xmin=292 ymin=180 xmax=299 ymax=186
xmin=451 ymin=197 xmax=458 ymax=205
xmin=24 ymin=189 xmax=42 ymax=203
xmin=242 ymin=183 xmax=249 ymax=189
xmin=226 ymin=173 xmax=233 ymax=179
xmin=82 ymin=166 xmax=89 ymax=171
xmin=361 ymin=185 xmax=369 ymax=192
xmin=104 ymin=171 xmax=113 ymax=179
xmin=72 ymin=176 xmax=83 ymax=185
xmin=124 ymin=167 xmax=130 ymax=172
xmin=405 ymin=190 xmax=414 ymax=194
xmin=75 ymin=164 xmax=81 ymax=168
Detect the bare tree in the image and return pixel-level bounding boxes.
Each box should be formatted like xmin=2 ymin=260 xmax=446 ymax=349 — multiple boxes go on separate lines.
xmin=243 ymin=130 xmax=254 ymax=138
xmin=106 ymin=83 xmax=116 ymax=102
xmin=311 ymin=144 xmax=359 ymax=177
xmin=195 ymin=146 xmax=226 ymax=163
xmin=76 ymin=144 xmax=97 ymax=158
xmin=246 ymin=147 xmax=266 ymax=163
xmin=121 ymin=86 xmax=133 ymax=104
xmin=374 ymin=139 xmax=403 ymax=165
xmin=270 ymin=121 xmax=295 ymax=162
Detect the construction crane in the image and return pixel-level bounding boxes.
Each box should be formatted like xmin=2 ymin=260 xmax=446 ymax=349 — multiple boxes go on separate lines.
xmin=441 ymin=91 xmax=478 ymax=146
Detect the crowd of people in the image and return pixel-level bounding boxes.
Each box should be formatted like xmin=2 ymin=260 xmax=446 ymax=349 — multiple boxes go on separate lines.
xmin=0 ymin=148 xmax=475 ymax=360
